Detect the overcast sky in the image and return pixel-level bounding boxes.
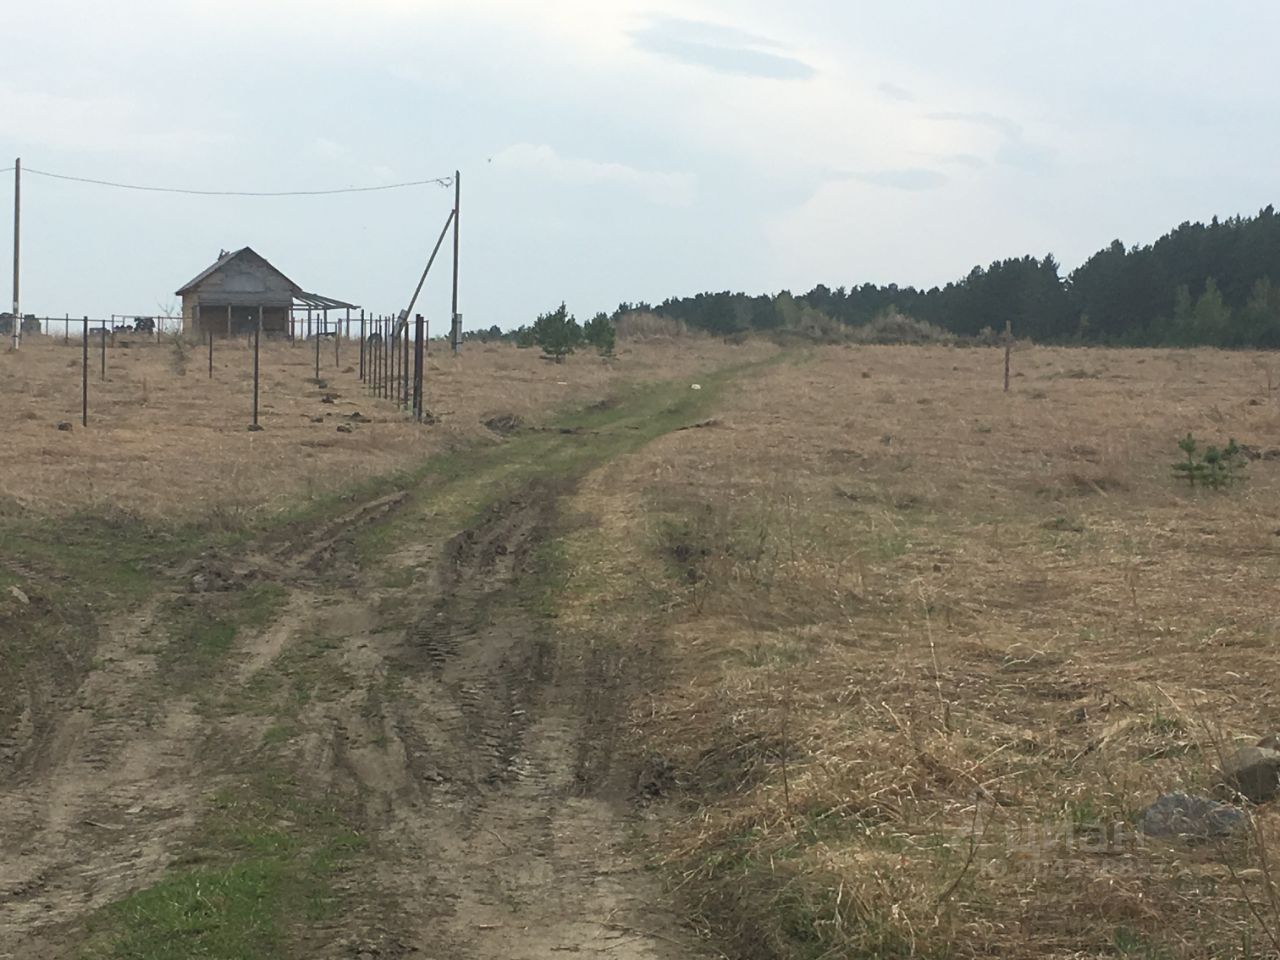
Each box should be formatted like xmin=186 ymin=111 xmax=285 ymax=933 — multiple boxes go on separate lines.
xmin=1 ymin=0 xmax=1277 ymax=328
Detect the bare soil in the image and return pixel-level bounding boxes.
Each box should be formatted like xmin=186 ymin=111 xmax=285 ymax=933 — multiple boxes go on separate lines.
xmin=0 ymin=474 xmax=707 ymax=957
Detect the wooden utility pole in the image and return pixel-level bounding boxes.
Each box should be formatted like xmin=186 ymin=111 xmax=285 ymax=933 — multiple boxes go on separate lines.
xmin=451 ymin=169 xmax=461 ymax=354
xmin=11 ymin=158 xmax=20 ymax=351
xmin=400 ymin=209 xmax=454 ymax=331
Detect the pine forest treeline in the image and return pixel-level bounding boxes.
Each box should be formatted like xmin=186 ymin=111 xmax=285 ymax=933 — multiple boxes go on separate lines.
xmin=610 ymin=206 xmax=1280 ymax=347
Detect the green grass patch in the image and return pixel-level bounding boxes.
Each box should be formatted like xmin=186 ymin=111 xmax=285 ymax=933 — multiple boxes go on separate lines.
xmin=81 ymin=772 xmax=365 ymax=960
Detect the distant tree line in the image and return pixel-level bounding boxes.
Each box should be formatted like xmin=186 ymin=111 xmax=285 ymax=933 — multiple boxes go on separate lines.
xmin=604 ymin=206 xmax=1280 ymax=347
xmin=467 ymin=206 xmax=1280 ymax=349
xmin=465 ymin=305 xmax=615 ymax=359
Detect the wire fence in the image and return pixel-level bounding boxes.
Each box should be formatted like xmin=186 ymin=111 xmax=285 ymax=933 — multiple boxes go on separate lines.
xmin=6 ymin=313 xmax=405 ymax=341
xmin=2 ymin=310 xmax=434 ymax=429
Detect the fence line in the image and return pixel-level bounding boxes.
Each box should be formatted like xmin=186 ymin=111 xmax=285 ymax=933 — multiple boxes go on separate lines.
xmin=9 ymin=310 xmax=434 ymax=431
xmin=13 ymin=312 xmax=405 ymax=341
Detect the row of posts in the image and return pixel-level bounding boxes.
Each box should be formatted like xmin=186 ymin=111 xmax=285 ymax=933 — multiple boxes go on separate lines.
xmin=66 ymin=307 xmax=439 ymax=430
xmin=359 ymin=312 xmax=430 ymax=422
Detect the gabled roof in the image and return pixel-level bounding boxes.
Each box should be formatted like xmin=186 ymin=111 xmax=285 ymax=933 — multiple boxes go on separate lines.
xmin=175 ymin=246 xmax=302 ymax=296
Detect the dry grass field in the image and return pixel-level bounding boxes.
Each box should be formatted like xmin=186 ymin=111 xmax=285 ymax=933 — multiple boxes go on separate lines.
xmin=0 ymin=333 xmax=769 ymax=520
xmin=6 ymin=337 xmax=1280 ymax=959
xmin=561 ymin=344 xmax=1280 ymax=959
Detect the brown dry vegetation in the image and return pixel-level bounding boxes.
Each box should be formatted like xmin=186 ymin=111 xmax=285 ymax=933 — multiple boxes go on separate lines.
xmin=561 ymin=344 xmax=1280 ymax=959
xmin=8 ymin=335 xmax=1280 ymax=958
xmin=0 ymin=333 xmax=769 ymax=520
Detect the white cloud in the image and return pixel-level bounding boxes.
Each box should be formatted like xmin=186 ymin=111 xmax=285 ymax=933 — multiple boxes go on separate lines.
xmin=0 ymin=82 xmax=223 ymax=156
xmin=492 ymin=143 xmax=696 ymax=207
xmin=312 ymin=137 xmax=348 ymax=160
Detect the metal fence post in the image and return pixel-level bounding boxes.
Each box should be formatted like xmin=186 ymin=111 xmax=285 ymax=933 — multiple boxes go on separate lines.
xmin=251 ymin=308 xmax=262 ymax=430
xmin=413 ymin=314 xmax=424 ymax=421
xmin=81 ymin=317 xmax=88 ymax=426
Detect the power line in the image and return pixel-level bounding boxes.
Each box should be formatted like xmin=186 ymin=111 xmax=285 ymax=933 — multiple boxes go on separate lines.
xmin=17 ymin=166 xmax=453 ymax=197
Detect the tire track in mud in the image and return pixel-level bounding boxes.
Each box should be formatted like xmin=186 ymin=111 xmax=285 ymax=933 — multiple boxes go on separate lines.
xmin=0 ymin=486 xmax=415 ymax=959
xmin=0 ymin=597 xmax=207 ymax=959
xmin=298 ymin=480 xmax=707 ymax=959
xmin=2 ymin=469 xmax=706 ymax=958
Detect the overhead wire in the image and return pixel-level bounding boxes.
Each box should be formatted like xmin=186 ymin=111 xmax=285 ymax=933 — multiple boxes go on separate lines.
xmin=9 ymin=166 xmax=452 ymax=196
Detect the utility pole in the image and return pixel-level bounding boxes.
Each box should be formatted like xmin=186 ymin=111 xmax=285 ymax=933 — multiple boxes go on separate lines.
xmin=451 ymin=169 xmax=461 ymax=354
xmin=399 ymin=209 xmax=454 ymax=329
xmin=11 ymin=158 xmax=20 ymax=351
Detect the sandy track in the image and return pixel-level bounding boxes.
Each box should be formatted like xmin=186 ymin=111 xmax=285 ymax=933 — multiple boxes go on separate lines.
xmin=1 ymin=477 xmax=706 ymax=958
xmin=301 ymin=483 xmax=703 ymax=958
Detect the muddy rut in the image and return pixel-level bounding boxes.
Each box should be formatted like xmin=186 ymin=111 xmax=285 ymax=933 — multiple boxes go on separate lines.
xmin=0 ymin=480 xmax=705 ymax=959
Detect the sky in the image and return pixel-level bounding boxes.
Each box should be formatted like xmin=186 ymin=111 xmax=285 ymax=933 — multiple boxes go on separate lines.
xmin=1 ymin=0 xmax=1278 ymax=330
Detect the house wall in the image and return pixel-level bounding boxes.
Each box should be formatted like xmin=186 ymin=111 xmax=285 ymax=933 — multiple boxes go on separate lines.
xmin=185 ymin=300 xmax=290 ymax=338
xmin=181 ymin=250 xmax=296 ymax=338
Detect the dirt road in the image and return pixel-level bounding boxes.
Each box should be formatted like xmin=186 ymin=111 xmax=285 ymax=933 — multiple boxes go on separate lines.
xmin=1 ymin=464 xmax=709 ymax=957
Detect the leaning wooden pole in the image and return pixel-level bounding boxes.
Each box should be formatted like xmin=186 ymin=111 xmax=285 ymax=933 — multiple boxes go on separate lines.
xmin=397 ymin=208 xmax=455 ymax=340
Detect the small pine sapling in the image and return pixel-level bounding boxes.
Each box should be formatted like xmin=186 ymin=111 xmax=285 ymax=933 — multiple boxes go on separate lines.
xmin=1173 ymin=433 xmax=1247 ymax=489
xmin=582 ymin=312 xmax=616 ymax=356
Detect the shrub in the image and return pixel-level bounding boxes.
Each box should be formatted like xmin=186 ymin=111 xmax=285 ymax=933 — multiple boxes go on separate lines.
xmin=849 ymin=309 xmax=955 ymax=345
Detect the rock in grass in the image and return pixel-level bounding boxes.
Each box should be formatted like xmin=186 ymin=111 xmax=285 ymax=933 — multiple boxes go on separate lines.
xmin=336 ymin=423 xmax=354 ymax=434
xmin=56 ymin=420 xmax=73 ymax=431
xmin=483 ymin=414 xmax=523 ymax=435
xmin=1140 ymin=793 xmax=1246 ymax=839
xmin=1219 ymin=745 xmax=1280 ymax=803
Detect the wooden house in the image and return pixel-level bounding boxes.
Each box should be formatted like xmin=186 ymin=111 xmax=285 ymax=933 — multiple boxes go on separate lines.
xmin=177 ymin=247 xmax=357 ymax=338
